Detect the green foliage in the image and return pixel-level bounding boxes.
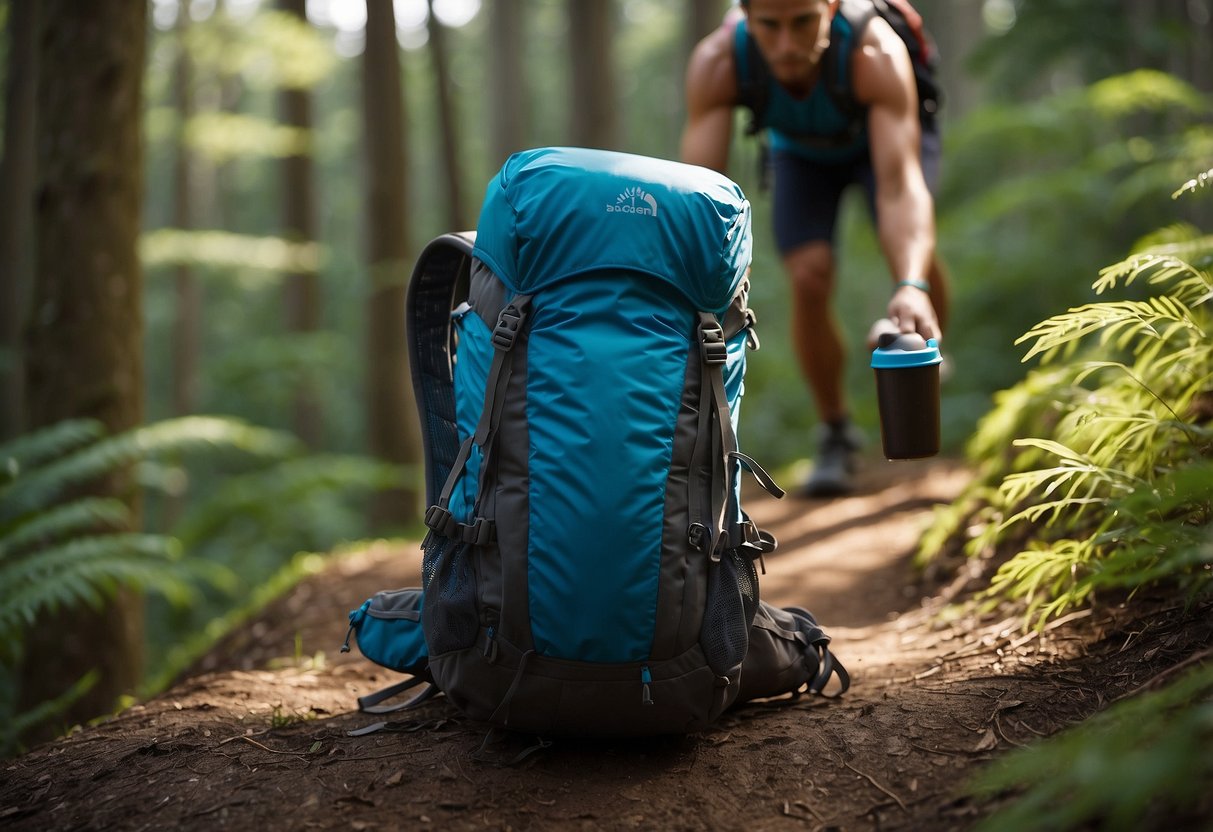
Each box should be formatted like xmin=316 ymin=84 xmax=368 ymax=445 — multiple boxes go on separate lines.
xmin=929 ymin=176 xmax=1213 ymax=831
xmin=971 ymin=662 xmax=1213 ymax=832
xmin=0 ymin=419 xmax=246 ymax=753
xmin=141 ymin=229 xmax=323 ymax=276
xmin=0 ymin=415 xmax=402 ymax=754
xmin=966 ymin=0 xmax=1207 ymax=100
xmin=923 ymin=213 xmax=1213 ymax=627
xmin=182 ymin=8 xmax=337 ymax=91
xmin=934 ymin=70 xmax=1212 ymax=442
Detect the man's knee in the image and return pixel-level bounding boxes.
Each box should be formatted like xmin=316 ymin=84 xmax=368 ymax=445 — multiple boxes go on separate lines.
xmin=784 ymin=244 xmax=835 ymax=303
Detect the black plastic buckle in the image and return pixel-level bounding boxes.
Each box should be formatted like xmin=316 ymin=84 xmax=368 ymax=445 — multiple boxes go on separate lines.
xmin=424 ymin=505 xmax=454 ymax=535
xmin=699 ymin=320 xmax=727 ymax=365
xmin=492 ymin=304 xmax=524 ymax=351
xmin=733 ymin=519 xmax=760 ymax=548
xmin=461 ymin=517 xmax=496 ymax=546
xmin=688 ymin=523 xmax=707 ymax=552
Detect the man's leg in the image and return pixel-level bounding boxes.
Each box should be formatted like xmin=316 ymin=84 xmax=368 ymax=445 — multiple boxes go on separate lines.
xmin=783 ymin=241 xmax=847 ymax=424
xmin=771 ymin=149 xmax=863 ymax=496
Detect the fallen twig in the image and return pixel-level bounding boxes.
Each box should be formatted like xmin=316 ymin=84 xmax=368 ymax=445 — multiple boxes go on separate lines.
xmin=224 ymin=735 xmax=310 ymax=757
xmin=1113 ymin=647 xmax=1213 ymax=703
xmin=844 ymin=762 xmax=907 ymax=812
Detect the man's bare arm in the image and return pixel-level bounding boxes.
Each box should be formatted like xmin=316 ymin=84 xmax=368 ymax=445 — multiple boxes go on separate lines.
xmin=680 ymin=25 xmax=738 ymax=174
xmin=854 ymin=18 xmax=940 ymax=340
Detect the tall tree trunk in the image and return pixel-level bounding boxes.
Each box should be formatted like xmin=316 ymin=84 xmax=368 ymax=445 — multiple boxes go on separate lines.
xmin=568 ymin=0 xmax=617 ymax=149
xmin=173 ymin=1 xmax=200 ymax=419
xmin=925 ymin=0 xmax=983 ymax=120
xmin=364 ymin=0 xmax=421 ymax=528
xmin=1123 ymin=0 xmax=1155 ymax=72
xmin=21 ymin=0 xmax=147 ymax=740
xmin=488 ymin=0 xmax=528 ymax=169
xmin=0 ymin=0 xmax=38 ymax=441
xmin=684 ymin=0 xmax=724 ymax=66
xmin=427 ymin=1 xmax=469 ymax=230
xmin=280 ymin=0 xmax=323 ymax=448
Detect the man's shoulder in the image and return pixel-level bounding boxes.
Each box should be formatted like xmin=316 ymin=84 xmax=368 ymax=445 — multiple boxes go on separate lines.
xmin=687 ymin=21 xmax=740 ymax=108
xmin=849 ymin=13 xmax=914 ymax=106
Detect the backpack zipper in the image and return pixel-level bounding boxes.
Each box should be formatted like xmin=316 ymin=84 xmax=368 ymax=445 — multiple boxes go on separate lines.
xmin=483 ymin=625 xmax=499 ymax=663
xmin=641 ymin=666 xmax=653 ymax=706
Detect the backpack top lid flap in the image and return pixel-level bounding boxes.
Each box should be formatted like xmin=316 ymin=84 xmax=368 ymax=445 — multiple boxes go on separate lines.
xmin=472 ymin=147 xmax=752 ymax=315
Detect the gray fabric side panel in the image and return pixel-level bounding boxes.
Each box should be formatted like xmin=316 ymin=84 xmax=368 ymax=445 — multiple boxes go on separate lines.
xmin=469 ymin=257 xmax=507 ymax=329
xmin=721 ymin=285 xmax=749 ymax=340
xmin=488 ymin=319 xmax=533 ymax=653
xmin=650 ymin=343 xmax=706 ymax=660
xmin=736 ymin=600 xmax=817 ymax=702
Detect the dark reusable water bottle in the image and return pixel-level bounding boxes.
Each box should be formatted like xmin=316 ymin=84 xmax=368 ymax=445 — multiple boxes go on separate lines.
xmin=869 ymin=319 xmax=942 ymax=459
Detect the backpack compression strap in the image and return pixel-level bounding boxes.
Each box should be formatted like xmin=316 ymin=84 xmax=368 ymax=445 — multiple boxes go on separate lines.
xmin=823 ymin=0 xmax=879 ymax=128
xmin=733 ymin=16 xmax=768 ymax=137
xmin=688 ymin=312 xmax=785 ymax=562
xmin=423 ymin=295 xmax=533 ymax=548
xmin=695 ymin=313 xmax=736 ymax=562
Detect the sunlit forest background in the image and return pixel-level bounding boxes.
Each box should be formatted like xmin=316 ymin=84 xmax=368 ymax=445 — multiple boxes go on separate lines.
xmin=1 ymin=0 xmax=1210 ymax=751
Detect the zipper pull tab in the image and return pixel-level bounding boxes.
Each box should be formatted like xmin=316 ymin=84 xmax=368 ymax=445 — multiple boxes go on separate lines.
xmin=641 ymin=666 xmax=653 ymax=706
xmin=340 ymin=621 xmax=355 ymax=653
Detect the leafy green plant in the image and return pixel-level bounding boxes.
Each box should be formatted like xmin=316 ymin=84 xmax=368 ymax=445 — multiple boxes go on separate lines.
xmin=0 ymin=415 xmax=405 ymax=754
xmin=0 ymin=417 xmax=288 ymax=754
xmin=921 ymin=183 xmax=1213 ymax=628
xmin=940 ymin=173 xmax=1213 ymax=832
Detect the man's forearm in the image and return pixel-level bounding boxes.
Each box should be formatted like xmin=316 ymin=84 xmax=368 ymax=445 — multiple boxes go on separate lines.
xmin=877 ymin=182 xmax=935 ymax=287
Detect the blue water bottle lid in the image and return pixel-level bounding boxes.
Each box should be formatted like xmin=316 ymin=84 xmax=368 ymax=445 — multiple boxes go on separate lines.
xmin=870 ymin=332 xmax=943 ymax=369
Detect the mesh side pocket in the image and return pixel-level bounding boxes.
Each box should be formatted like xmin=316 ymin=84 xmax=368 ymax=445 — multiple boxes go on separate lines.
xmin=700 ymin=551 xmax=757 ymax=677
xmin=422 ymin=539 xmax=480 ymax=655
xmin=421 ymin=533 xmax=447 ymax=590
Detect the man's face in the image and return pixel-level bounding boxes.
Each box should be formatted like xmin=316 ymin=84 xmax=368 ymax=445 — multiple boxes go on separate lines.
xmin=744 ymin=0 xmax=835 ymax=87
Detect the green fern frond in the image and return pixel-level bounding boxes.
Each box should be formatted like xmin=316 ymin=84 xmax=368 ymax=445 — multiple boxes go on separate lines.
xmin=0 ymin=534 xmax=189 ymax=632
xmin=172 ymin=453 xmax=404 ymax=547
xmin=986 ymin=536 xmax=1105 ymax=627
xmin=1017 ymin=299 xmax=1199 ymax=364
xmin=1000 ymin=497 xmax=1108 ymax=529
xmin=1096 ymin=252 xmax=1212 ymax=298
xmin=0 ymin=498 xmax=131 ymax=559
xmin=0 ymin=416 xmax=300 ymax=522
xmin=964 ymin=368 xmax=1076 ymax=469
xmin=0 ymin=420 xmax=104 ymax=486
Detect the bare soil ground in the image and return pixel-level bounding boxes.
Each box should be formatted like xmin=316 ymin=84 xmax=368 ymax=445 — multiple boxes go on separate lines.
xmin=3 ymin=457 xmax=1211 ymax=831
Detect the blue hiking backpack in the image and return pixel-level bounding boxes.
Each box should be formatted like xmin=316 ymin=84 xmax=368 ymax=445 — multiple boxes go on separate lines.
xmin=343 ymin=147 xmax=849 ymax=736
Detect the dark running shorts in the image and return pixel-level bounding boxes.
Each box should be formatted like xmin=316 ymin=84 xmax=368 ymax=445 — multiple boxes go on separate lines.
xmin=771 ymin=122 xmax=941 ymax=253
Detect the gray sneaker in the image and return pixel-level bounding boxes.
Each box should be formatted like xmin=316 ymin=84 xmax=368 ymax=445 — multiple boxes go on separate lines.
xmin=803 ymin=421 xmax=862 ymax=497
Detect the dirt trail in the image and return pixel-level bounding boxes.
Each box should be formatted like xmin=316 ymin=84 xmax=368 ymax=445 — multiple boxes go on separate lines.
xmin=2 ymin=457 xmax=1209 ymax=831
